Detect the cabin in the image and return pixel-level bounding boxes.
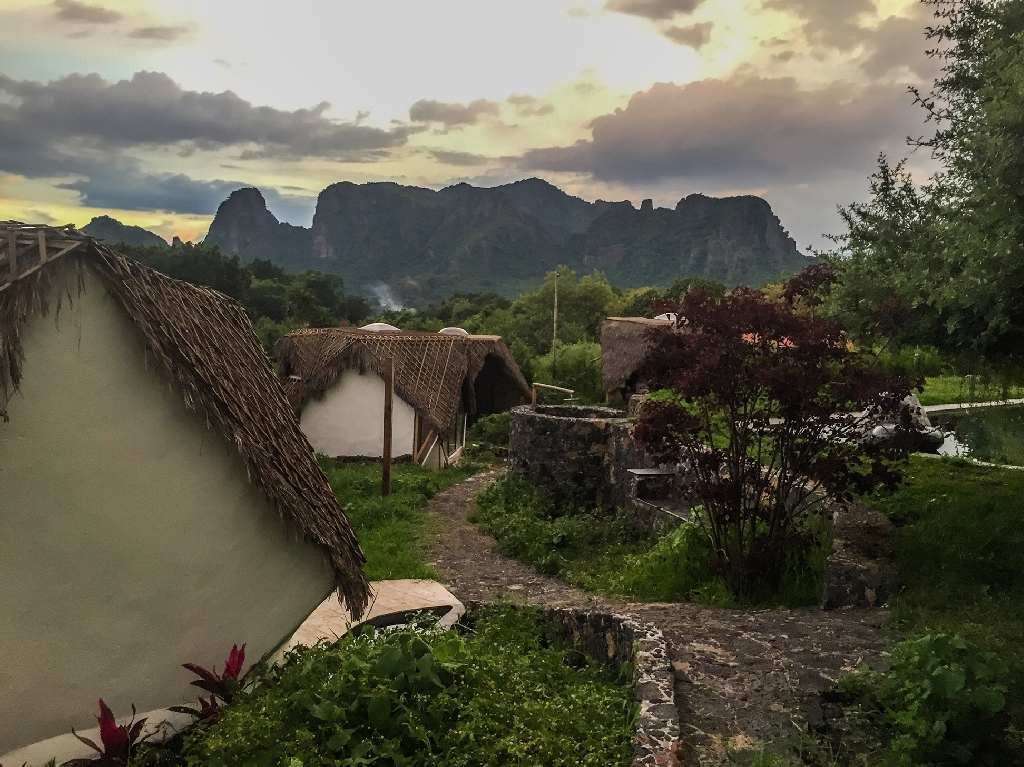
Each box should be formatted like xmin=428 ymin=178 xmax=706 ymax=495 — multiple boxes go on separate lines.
xmin=0 ymin=223 xmax=368 ymax=757
xmin=276 ymin=325 xmax=530 ymax=468
xmin=600 ymin=316 xmax=674 ymax=404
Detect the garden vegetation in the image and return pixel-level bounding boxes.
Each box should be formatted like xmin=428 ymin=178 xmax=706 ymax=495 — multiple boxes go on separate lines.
xmin=132 ymin=606 xmax=636 ymax=767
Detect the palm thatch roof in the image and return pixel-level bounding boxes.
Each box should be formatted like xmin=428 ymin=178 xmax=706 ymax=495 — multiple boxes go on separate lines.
xmin=276 ymin=327 xmax=531 ymax=432
xmin=601 ymin=316 xmax=674 ymax=396
xmin=0 ymin=222 xmax=369 ymax=617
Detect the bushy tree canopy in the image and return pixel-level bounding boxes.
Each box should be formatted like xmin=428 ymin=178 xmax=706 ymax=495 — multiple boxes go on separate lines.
xmin=829 ymin=0 xmax=1024 ymax=365
xmin=636 ymin=284 xmax=914 ymax=597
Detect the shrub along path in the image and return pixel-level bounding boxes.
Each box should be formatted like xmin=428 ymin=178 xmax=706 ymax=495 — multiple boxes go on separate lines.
xmin=423 ymin=470 xmax=890 ymax=766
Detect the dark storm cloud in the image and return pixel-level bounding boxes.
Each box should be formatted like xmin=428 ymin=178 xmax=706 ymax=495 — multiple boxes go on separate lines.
xmin=507 ymin=94 xmax=555 ymax=117
xmin=604 ymin=0 xmax=703 ymax=21
xmin=51 ymin=156 xmax=314 ymax=221
xmin=408 ymin=99 xmax=501 ymax=127
xmin=0 ymin=71 xmax=413 ymax=160
xmin=662 ymin=22 xmax=713 ymax=47
xmin=0 ymin=71 xmax=400 ymax=218
xmin=519 ymin=76 xmax=921 ymax=185
xmin=428 ymin=149 xmax=492 ymax=167
xmin=860 ymin=6 xmax=938 ymax=80
xmin=52 ymin=0 xmax=121 ymax=24
xmin=128 ymin=25 xmax=191 ymax=41
xmin=762 ymin=0 xmax=875 ymax=49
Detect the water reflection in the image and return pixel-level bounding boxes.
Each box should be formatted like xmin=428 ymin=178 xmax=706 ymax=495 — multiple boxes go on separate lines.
xmin=931 ymin=405 xmax=1024 ymax=466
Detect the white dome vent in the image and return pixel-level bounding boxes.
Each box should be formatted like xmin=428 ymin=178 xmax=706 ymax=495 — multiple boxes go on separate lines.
xmin=439 ymin=327 xmax=470 ymax=336
xmin=360 ymin=322 xmax=400 ymax=333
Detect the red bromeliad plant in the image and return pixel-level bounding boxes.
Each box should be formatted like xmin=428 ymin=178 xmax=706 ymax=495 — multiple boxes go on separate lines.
xmin=635 ymin=283 xmax=916 ymax=598
xmin=170 ymin=643 xmax=246 ymax=723
xmin=64 ymin=699 xmax=148 ymax=766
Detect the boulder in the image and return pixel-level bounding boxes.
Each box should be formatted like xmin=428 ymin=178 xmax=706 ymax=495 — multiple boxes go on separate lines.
xmin=863 ymin=394 xmax=945 ymax=452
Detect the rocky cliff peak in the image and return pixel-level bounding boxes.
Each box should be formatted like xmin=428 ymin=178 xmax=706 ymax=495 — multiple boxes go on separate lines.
xmin=204 ymin=186 xmax=312 ymax=264
xmin=82 ymin=215 xmax=167 ymax=248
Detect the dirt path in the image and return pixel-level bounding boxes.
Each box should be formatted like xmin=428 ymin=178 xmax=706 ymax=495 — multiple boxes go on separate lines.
xmin=424 ymin=470 xmax=890 ymax=765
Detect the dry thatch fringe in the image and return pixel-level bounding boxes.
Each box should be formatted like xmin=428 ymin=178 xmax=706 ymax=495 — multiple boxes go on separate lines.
xmin=600 ymin=317 xmax=673 ymax=397
xmin=277 ymin=328 xmax=530 ymax=433
xmin=0 ymin=253 xmax=85 ymax=421
xmin=1 ymin=227 xmax=369 ymax=617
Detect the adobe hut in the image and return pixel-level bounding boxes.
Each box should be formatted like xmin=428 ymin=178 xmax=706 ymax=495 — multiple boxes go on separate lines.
xmin=0 ymin=222 xmax=368 ymax=755
xmin=600 ymin=316 xmax=673 ymax=403
xmin=276 ymin=326 xmax=530 ymax=468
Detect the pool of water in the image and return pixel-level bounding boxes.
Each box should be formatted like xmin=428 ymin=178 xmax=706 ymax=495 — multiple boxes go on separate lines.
xmin=932 ymin=405 xmax=1024 ymax=466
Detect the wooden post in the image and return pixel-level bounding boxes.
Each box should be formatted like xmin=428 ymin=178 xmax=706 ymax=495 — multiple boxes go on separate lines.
xmin=8 ymin=230 xmax=17 ymax=275
xmin=382 ymin=359 xmax=394 ymax=497
xmin=551 ymin=271 xmax=559 ymax=380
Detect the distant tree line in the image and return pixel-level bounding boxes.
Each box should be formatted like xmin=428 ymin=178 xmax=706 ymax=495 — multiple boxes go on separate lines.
xmin=117 ymin=241 xmax=727 ymax=402
xmin=119 ymin=243 xmax=371 ymax=350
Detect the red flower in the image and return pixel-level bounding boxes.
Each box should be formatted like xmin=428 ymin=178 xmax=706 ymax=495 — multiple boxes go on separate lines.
xmin=223 ymin=643 xmax=246 ymax=680
xmin=97 ymin=698 xmax=128 ymax=751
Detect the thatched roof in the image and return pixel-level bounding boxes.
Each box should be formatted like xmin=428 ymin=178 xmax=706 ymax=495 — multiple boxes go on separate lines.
xmin=601 ymin=316 xmax=673 ymax=396
xmin=276 ymin=327 xmax=531 ymax=432
xmin=0 ymin=222 xmax=369 ymax=617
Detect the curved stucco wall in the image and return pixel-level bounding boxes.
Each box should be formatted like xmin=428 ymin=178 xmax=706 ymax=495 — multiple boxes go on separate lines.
xmin=0 ymin=267 xmax=335 ymax=753
xmin=300 ymin=369 xmax=417 ymax=458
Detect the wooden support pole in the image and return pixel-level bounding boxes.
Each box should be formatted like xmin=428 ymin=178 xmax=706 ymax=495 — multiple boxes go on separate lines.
xmin=382 ymin=359 xmax=394 ymax=497
xmin=7 ymin=230 xmax=17 ymax=275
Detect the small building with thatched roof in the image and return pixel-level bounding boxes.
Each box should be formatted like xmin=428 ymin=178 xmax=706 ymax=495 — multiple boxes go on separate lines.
xmin=276 ymin=325 xmax=530 ymax=467
xmin=0 ymin=223 xmax=368 ymax=755
xmin=601 ymin=316 xmax=674 ymax=403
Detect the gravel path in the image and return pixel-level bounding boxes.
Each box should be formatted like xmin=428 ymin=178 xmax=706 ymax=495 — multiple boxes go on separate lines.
xmin=424 ymin=470 xmax=890 ymax=765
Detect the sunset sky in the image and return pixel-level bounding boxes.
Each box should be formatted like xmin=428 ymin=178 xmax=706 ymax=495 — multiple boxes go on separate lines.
xmin=0 ymin=0 xmax=938 ymax=249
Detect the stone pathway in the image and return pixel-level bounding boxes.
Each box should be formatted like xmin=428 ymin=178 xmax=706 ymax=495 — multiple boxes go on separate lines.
xmin=424 ymin=470 xmax=891 ymax=765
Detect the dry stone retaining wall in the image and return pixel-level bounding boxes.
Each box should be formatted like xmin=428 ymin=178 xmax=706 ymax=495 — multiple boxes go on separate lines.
xmin=509 ymin=404 xmax=654 ymax=510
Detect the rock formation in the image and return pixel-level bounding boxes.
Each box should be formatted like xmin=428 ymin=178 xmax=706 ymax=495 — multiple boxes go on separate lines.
xmin=82 ymin=215 xmax=167 ymax=248
xmin=203 ymin=178 xmax=812 ymax=303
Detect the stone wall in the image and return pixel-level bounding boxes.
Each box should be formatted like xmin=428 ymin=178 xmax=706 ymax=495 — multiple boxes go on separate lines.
xmin=467 ymin=603 xmax=680 ymax=766
xmin=509 ymin=404 xmax=660 ymax=510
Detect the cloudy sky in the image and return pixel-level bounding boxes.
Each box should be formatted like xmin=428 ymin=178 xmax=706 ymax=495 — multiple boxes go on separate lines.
xmin=0 ymin=0 xmax=938 ymax=248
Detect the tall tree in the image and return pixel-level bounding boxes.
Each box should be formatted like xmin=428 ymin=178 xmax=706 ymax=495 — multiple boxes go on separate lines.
xmin=829 ymin=0 xmax=1024 ymax=365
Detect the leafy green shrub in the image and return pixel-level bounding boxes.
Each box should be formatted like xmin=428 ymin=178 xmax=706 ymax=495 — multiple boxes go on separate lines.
xmin=533 ymin=340 xmax=604 ymax=403
xmin=474 ymin=476 xmax=642 ymax=578
xmin=841 ymin=633 xmax=1010 ymax=765
xmin=475 ymin=477 xmax=826 ymax=606
xmin=876 ymin=346 xmax=949 ymax=379
xmin=603 ymin=521 xmax=724 ymax=603
xmin=466 ymin=412 xmax=511 ymax=460
xmin=142 ymin=607 xmax=635 ymax=766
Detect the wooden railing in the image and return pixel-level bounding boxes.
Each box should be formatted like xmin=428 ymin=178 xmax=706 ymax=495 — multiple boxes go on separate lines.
xmin=530 ymin=382 xmax=576 ymax=405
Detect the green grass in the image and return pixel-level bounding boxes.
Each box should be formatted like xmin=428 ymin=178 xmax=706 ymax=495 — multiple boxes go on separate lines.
xmin=139 ymin=606 xmax=637 ymax=766
xmin=321 ymin=459 xmax=481 ymax=581
xmin=918 ymin=375 xmax=1024 ymax=406
xmin=473 ymin=476 xmax=825 ymax=607
xmin=866 ymin=456 xmax=1024 ymax=748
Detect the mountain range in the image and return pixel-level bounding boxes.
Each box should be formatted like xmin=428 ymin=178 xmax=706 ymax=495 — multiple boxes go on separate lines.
xmin=82 ymin=215 xmax=168 ymax=248
xmin=86 ymin=178 xmax=811 ymax=304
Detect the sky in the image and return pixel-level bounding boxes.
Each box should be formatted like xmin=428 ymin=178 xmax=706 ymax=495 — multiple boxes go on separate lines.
xmin=0 ymin=0 xmax=940 ymax=250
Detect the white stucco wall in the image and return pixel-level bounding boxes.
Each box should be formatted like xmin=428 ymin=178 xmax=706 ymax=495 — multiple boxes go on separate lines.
xmin=0 ymin=266 xmax=336 ymax=753
xmin=300 ymin=369 xmax=417 ymax=458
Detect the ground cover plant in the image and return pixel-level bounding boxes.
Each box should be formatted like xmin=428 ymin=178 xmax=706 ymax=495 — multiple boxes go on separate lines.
xmin=474 ymin=475 xmax=827 ymax=606
xmin=840 ymin=633 xmax=1011 ymax=765
xmin=863 ymin=457 xmax=1024 ymax=753
xmin=320 ymin=459 xmax=481 ymax=581
xmin=133 ymin=606 xmax=636 ymax=767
